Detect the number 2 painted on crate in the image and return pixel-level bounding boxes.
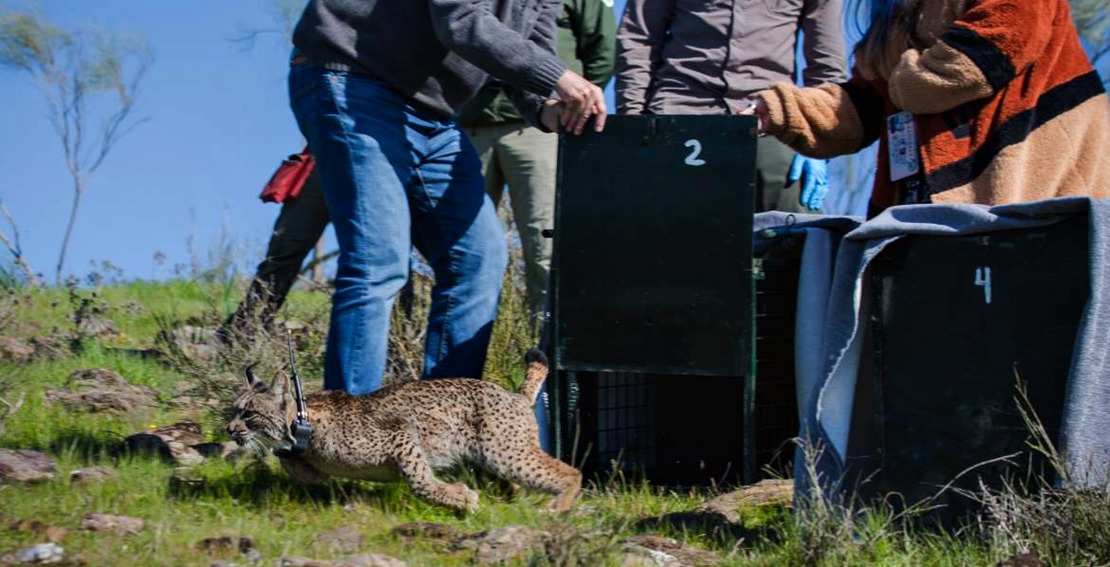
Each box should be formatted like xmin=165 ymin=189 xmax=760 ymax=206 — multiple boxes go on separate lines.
xmin=975 ymin=266 xmax=992 ymax=305
xmin=684 ymin=139 xmax=706 ymax=166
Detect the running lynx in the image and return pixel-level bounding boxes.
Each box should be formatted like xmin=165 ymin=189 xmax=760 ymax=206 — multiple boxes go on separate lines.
xmin=226 ymin=349 xmax=581 ymax=513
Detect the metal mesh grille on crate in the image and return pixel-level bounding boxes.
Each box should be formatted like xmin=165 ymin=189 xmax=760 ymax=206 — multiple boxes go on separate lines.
xmin=753 ymin=232 xmax=805 ymax=474
xmin=595 ymin=371 xmax=655 ymax=472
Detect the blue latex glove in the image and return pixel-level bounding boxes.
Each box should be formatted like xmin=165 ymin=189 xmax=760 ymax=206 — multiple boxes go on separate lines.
xmin=788 ymin=155 xmax=829 ymax=212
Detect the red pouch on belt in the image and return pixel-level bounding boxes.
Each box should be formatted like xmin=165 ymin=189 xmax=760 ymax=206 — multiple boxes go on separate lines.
xmin=259 ymin=146 xmax=315 ymax=204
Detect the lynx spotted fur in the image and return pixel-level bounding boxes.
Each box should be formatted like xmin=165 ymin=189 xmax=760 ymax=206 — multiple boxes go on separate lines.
xmin=226 ymin=349 xmax=581 ymax=513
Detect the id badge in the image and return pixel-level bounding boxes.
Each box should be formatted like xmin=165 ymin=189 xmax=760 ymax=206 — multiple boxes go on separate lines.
xmin=887 ymin=111 xmax=920 ymax=182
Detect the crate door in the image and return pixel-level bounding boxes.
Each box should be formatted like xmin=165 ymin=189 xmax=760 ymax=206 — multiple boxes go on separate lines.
xmin=552 ymin=115 xmax=758 ymax=376
xmin=864 ymin=215 xmax=1088 ymax=519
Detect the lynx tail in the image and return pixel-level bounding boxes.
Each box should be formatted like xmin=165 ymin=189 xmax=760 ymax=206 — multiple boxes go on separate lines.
xmin=519 ymin=348 xmax=549 ymax=406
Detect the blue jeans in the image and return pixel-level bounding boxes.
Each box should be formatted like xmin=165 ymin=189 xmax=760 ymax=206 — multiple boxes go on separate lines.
xmin=288 ymin=63 xmax=508 ymax=395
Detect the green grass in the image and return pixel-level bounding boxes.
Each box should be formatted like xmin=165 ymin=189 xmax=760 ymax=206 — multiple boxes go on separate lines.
xmin=0 ymin=277 xmax=1105 ymax=566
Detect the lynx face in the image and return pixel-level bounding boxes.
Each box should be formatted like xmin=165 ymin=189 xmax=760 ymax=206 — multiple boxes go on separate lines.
xmin=226 ymin=366 xmax=293 ymax=454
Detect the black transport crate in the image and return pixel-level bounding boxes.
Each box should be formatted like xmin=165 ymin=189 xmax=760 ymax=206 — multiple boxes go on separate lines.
xmin=845 ymin=214 xmax=1089 ymax=518
xmin=546 ymin=115 xmax=802 ymax=485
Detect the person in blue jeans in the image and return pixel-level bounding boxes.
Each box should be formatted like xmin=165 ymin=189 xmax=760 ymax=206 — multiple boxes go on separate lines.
xmin=287 ymin=0 xmax=607 ymax=395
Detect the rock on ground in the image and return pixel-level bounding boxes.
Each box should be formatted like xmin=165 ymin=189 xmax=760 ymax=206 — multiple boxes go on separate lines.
xmin=621 ymin=535 xmax=722 ymax=567
xmin=42 ymin=368 xmax=159 ymax=415
xmin=0 ymin=337 xmax=33 ymax=363
xmin=0 ymin=542 xmax=65 ymax=565
xmin=30 ymin=335 xmax=70 ymax=361
xmin=78 ymin=513 xmax=144 ymax=535
xmin=697 ymin=479 xmax=793 ymax=523
xmin=69 ymin=466 xmax=118 ymax=485
xmin=312 ymin=528 xmax=364 ymax=554
xmin=120 ymin=422 xmax=208 ymax=465
xmin=0 ymin=449 xmax=56 ymax=483
xmin=454 ymin=526 xmax=547 ymax=565
xmin=281 ymin=553 xmax=407 ymax=567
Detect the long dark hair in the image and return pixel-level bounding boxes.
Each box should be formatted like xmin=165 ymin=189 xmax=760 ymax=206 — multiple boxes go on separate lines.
xmin=848 ymin=0 xmax=929 ymax=78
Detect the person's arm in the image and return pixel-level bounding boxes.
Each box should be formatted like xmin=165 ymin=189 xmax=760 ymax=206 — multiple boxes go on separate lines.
xmin=430 ymin=0 xmax=567 ymax=96
xmin=755 ymin=74 xmax=885 ymax=159
xmin=614 ymin=0 xmax=674 ymax=114
xmin=800 ymin=0 xmax=848 ymax=86
xmin=573 ymin=0 xmax=617 ymax=89
xmin=888 ymin=0 xmax=1058 ymax=114
xmin=503 ymin=1 xmax=563 ymax=129
xmin=499 ymin=1 xmax=608 ymax=134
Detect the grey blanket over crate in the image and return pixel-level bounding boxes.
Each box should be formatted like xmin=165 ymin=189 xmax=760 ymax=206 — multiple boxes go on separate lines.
xmin=755 ymin=196 xmax=1110 ymax=497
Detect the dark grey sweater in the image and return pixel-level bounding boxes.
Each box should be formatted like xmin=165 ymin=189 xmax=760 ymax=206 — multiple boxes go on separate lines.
xmin=292 ymin=0 xmax=568 ymax=124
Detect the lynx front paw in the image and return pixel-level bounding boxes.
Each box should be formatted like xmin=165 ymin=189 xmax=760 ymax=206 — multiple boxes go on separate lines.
xmin=448 ymin=482 xmax=480 ymax=513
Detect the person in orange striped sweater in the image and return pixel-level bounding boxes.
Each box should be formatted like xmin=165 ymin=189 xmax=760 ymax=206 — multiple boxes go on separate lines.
xmin=746 ymin=0 xmax=1110 ymax=216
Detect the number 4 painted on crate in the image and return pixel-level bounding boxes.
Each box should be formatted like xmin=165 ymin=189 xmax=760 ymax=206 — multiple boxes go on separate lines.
xmin=975 ymin=266 xmax=992 ymax=305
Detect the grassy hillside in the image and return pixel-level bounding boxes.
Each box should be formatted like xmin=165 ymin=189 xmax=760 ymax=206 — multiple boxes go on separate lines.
xmin=0 ymin=276 xmax=1102 ymax=566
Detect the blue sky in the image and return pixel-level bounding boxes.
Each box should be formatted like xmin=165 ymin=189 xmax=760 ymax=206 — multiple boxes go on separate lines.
xmin=0 ymin=0 xmax=633 ymax=284
xmin=0 ymin=1 xmax=326 ymax=282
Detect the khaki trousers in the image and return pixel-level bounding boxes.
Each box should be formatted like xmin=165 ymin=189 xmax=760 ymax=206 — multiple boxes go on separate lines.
xmin=466 ymin=122 xmax=558 ymax=320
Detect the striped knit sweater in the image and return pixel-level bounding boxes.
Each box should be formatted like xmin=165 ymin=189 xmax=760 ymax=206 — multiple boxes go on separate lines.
xmin=759 ymin=0 xmax=1110 ymax=212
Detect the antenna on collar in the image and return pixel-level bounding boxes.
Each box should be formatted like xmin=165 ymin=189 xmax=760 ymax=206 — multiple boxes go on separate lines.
xmin=274 ymin=330 xmax=313 ymax=458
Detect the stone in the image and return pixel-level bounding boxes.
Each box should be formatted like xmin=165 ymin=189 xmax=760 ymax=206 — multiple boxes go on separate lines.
xmin=454 ymin=526 xmax=547 ymax=565
xmin=30 ymin=335 xmax=70 ymax=361
xmin=76 ymin=313 xmax=116 ymax=339
xmin=121 ymin=422 xmax=206 ymax=464
xmin=4 ymin=543 xmax=64 ymax=565
xmin=78 ymin=513 xmax=144 ymax=535
xmin=312 ymin=528 xmax=364 ymax=554
xmin=0 ymin=448 xmax=56 ymax=483
xmin=42 ymin=368 xmax=158 ymax=415
xmin=164 ymin=326 xmax=220 ymax=360
xmin=0 ymin=337 xmax=33 ymax=363
xmin=9 ymin=519 xmax=68 ymax=543
xmin=280 ymin=553 xmax=407 ymax=567
xmin=69 ymin=466 xmax=118 ymax=485
xmin=697 ymin=479 xmax=793 ymax=524
xmin=621 ymin=535 xmax=722 ymax=567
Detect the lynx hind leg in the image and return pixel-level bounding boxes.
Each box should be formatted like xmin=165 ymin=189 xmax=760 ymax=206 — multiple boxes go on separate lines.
xmin=391 ymin=431 xmax=479 ymax=513
xmin=279 ymin=456 xmax=330 ymax=485
xmin=481 ymin=431 xmax=582 ymax=513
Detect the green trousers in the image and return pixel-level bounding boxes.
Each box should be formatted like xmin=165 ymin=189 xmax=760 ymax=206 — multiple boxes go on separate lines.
xmin=466 ymin=122 xmax=558 ymax=320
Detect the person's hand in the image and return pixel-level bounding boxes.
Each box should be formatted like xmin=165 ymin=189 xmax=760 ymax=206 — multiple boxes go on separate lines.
xmin=539 ymin=99 xmax=564 ymax=133
xmin=553 ymin=69 xmax=607 ymax=135
xmin=788 ymin=155 xmax=829 ymax=212
xmin=738 ymin=97 xmax=771 ymax=135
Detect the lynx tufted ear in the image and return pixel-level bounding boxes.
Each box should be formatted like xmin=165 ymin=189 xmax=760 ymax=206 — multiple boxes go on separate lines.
xmin=245 ymin=363 xmax=268 ymax=392
xmin=270 ymin=368 xmax=290 ymax=400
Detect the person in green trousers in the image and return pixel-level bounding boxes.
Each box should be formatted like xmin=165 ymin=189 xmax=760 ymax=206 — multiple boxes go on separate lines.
xmin=457 ymin=0 xmax=616 ymax=324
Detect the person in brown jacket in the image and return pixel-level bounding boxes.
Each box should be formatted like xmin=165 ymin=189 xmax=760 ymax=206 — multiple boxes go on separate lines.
xmin=615 ymin=0 xmax=847 ymax=212
xmin=747 ymin=0 xmax=1110 ymax=216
